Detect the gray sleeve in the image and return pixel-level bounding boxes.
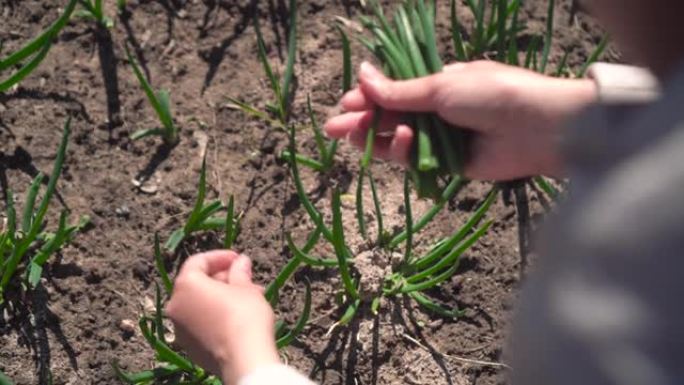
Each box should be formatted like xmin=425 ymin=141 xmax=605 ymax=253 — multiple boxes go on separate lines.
xmin=509 ymin=119 xmax=684 ymax=385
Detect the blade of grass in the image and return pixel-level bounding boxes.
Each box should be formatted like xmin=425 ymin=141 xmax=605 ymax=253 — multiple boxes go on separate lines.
xmin=225 ymin=97 xmax=286 ymax=131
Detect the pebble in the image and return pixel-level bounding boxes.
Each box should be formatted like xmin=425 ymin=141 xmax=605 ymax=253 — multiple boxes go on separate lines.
xmin=115 ymin=205 xmax=130 ymax=219
xmin=119 ymin=319 xmax=136 ymax=334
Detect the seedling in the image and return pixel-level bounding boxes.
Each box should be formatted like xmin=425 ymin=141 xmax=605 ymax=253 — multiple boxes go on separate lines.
xmin=0 ymin=0 xmax=79 ymax=92
xmin=227 ymin=0 xmax=341 ymax=173
xmin=164 ymin=158 xmax=240 ymax=253
xmin=75 ymin=0 xmax=115 ymax=28
xmin=0 ymin=119 xmax=89 ymax=302
xmin=126 ymin=46 xmax=179 ymax=146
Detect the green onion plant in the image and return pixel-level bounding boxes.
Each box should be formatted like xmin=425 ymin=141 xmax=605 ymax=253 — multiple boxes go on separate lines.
xmin=0 ymin=119 xmax=89 ymax=302
xmin=164 ymin=158 xmax=240 ymax=253
xmin=286 ymin=125 xmax=496 ymax=327
xmin=75 ymin=0 xmax=115 ymax=28
xmin=126 ymin=46 xmax=179 ymax=146
xmin=0 ymin=0 xmax=79 ymax=92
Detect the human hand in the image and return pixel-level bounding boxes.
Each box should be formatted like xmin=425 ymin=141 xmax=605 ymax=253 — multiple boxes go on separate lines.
xmin=165 ymin=250 xmax=279 ymax=385
xmin=324 ymin=61 xmax=597 ymax=180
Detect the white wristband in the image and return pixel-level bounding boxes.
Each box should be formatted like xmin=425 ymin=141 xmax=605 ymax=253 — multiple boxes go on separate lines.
xmin=586 ymin=62 xmax=661 ymax=104
xmin=237 ymin=364 xmax=316 ymax=385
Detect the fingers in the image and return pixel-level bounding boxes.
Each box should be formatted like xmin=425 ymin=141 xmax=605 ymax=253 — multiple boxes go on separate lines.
xmin=348 ymin=123 xmax=413 ymax=165
xmin=180 ymin=250 xmax=241 ymax=277
xmin=340 ymin=88 xmax=374 ymax=112
xmin=358 ymin=62 xmax=440 ymax=112
xmin=228 ymin=255 xmax=253 ymax=286
xmin=324 ymin=110 xmax=403 ymax=139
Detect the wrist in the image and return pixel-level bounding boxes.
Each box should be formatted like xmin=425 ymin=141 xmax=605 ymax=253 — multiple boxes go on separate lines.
xmin=533 ymin=78 xmax=597 ymax=177
xmin=220 ymin=339 xmax=280 ymax=385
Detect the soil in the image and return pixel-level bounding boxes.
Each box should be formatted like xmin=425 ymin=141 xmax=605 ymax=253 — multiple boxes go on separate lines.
xmin=0 ymin=1 xmax=617 ymax=384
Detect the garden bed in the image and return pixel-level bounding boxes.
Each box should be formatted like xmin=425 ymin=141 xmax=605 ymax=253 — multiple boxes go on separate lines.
xmin=0 ymin=1 xmax=615 ymax=384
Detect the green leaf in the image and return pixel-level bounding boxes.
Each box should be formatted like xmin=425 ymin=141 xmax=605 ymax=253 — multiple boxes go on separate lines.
xmin=412 ymin=187 xmax=497 ymax=271
xmin=130 ymin=128 xmax=165 ymax=141
xmin=450 ymin=0 xmax=468 ymax=61
xmin=368 ymin=171 xmax=384 ymax=246
xmin=0 ymin=369 xmax=14 ymax=385
xmin=280 ymin=0 xmax=298 ymax=112
xmin=164 ymin=228 xmax=186 ymax=253
xmin=390 ymin=176 xmax=465 ymax=248
xmin=0 ymin=0 xmax=78 ymax=72
xmin=276 ymin=281 xmax=311 ymax=349
xmin=577 ymin=35 xmax=609 ymax=77
xmin=21 ymin=173 xmax=44 ymax=234
xmin=112 ymin=362 xmax=182 ymax=384
xmin=336 ymin=25 xmax=352 ymax=92
xmin=224 ymin=196 xmax=236 ymax=249
xmin=225 ymin=97 xmax=286 ymax=131
xmin=539 ymin=0 xmax=556 ymax=73
xmin=332 ymin=189 xmax=359 ymax=300
xmin=286 ymin=233 xmax=337 ymax=267
xmin=139 ymin=318 xmax=194 ymax=372
xmin=154 ymin=233 xmax=174 ymax=295
xmin=356 ymin=168 xmax=367 ymax=239
xmin=0 ymin=39 xmax=53 ymax=93
xmin=254 ymin=15 xmax=284 ymax=121
xmin=403 ymin=173 xmax=413 ymax=263
xmin=405 ymin=220 xmax=493 ymax=289
xmin=125 ymin=45 xmax=177 ymax=145
xmin=410 ymin=291 xmax=464 ymax=318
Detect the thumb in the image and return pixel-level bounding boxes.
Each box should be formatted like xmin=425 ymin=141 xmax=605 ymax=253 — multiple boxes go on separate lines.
xmin=358 ymin=61 xmax=440 ymax=112
xmin=228 ymin=255 xmax=253 ymax=286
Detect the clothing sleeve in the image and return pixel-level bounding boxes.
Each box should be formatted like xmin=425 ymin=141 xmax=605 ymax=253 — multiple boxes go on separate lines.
xmin=237 ymin=364 xmax=317 ymax=385
xmin=510 ymin=65 xmax=684 ymax=385
xmin=586 ymin=62 xmax=661 ymax=104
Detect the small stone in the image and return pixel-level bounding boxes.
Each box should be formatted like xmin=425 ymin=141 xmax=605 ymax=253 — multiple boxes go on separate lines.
xmin=115 ymin=206 xmax=130 ymax=219
xmin=119 ymin=319 xmax=136 ymax=334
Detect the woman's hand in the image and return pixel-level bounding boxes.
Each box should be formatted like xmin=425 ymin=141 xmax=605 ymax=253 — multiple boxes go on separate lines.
xmin=165 ymin=250 xmax=279 ymax=385
xmin=324 ymin=61 xmax=597 ymax=180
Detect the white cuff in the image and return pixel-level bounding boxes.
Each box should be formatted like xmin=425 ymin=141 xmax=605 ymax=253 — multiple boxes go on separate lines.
xmin=237 ymin=364 xmax=316 ymax=385
xmin=586 ymin=63 xmax=661 ymax=104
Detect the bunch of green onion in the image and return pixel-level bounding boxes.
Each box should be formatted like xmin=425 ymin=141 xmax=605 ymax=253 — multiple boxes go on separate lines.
xmin=360 ymin=0 xmax=467 ymax=198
